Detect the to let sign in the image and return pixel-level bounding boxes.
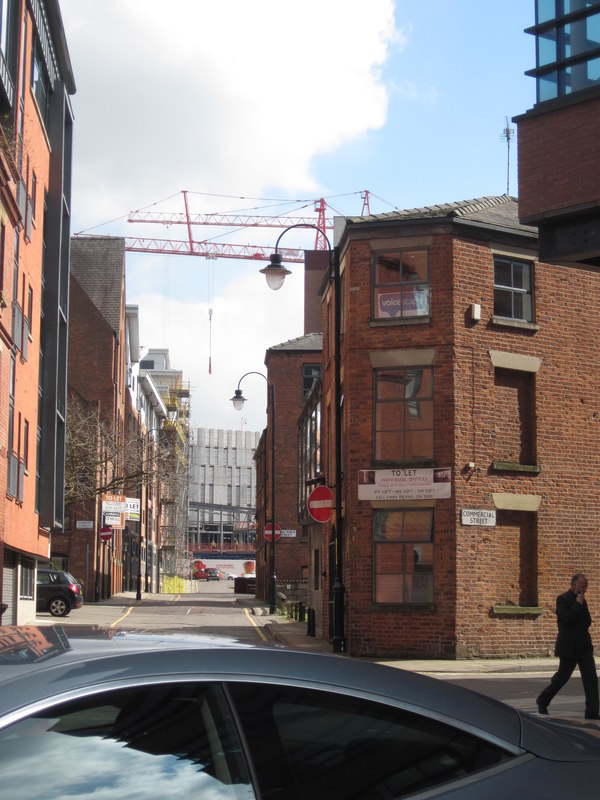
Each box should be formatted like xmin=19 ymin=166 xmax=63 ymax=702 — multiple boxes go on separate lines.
xmin=461 ymin=509 xmax=496 ymax=527
xmin=307 ymin=485 xmax=333 ymax=523
xmin=264 ymin=523 xmax=282 ymax=542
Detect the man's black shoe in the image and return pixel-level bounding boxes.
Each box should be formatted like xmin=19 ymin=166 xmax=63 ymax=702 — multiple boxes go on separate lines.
xmin=537 ymin=703 xmax=549 ymax=715
xmin=585 ymin=713 xmax=600 ymax=719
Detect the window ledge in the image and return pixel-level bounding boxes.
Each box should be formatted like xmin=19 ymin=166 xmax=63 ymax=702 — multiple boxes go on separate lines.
xmin=490 ymin=316 xmax=540 ymax=332
xmin=492 ymin=605 xmax=544 ymax=617
xmin=370 ymin=316 xmax=430 ymax=328
xmin=492 ymin=461 xmax=542 ymax=474
xmin=371 ymin=602 xmax=436 ymax=613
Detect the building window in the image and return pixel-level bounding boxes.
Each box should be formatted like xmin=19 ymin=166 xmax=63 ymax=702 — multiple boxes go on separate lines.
xmin=372 ymin=249 xmax=429 ymax=320
xmin=302 ymin=363 xmax=321 ymax=400
xmin=373 ymin=509 xmax=434 ymax=604
xmin=23 ymin=418 xmax=28 ymax=470
xmin=374 ymin=367 xmax=433 ymax=463
xmin=298 ymin=398 xmax=322 ymax=515
xmin=31 ymin=37 xmax=50 ymax=124
xmin=527 ymin=1 xmax=600 ymax=101
xmin=494 ymin=368 xmax=536 ymax=465
xmin=26 ymin=284 xmax=32 ymax=336
xmin=30 ymin=171 xmax=36 ymax=220
xmin=19 ymin=557 xmax=34 ymax=600
xmin=493 ymin=257 xmax=533 ymax=322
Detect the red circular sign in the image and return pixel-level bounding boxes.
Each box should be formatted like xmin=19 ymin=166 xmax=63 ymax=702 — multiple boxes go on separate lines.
xmin=307 ymin=485 xmax=333 ymax=523
xmin=264 ymin=523 xmax=282 ymax=542
xmin=99 ymin=526 xmax=113 ymax=542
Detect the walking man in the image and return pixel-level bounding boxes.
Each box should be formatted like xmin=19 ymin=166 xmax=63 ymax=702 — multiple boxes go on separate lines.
xmin=537 ymin=573 xmax=600 ymax=719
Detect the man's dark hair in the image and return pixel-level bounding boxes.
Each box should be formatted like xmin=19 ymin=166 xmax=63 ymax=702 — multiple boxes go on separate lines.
xmin=572 ymin=573 xmax=587 ymax=585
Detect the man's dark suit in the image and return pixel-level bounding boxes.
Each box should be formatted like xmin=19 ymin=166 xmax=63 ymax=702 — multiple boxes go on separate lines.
xmin=537 ymin=588 xmax=599 ymax=717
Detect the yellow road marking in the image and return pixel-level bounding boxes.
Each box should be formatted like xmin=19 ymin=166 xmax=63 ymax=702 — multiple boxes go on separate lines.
xmin=245 ymin=607 xmax=268 ymax=642
xmin=111 ymin=606 xmax=134 ymax=628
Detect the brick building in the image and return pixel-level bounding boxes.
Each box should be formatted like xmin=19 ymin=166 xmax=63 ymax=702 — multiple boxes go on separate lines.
xmin=253 ymin=333 xmax=323 ymax=605
xmin=52 ymin=236 xmax=130 ymax=601
xmin=0 ymin=0 xmax=74 ymax=623
xmin=515 ymin=0 xmax=600 ymax=266
xmin=314 ymin=194 xmax=600 ymax=658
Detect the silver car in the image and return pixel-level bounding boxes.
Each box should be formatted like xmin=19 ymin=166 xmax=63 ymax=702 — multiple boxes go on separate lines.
xmin=1 ymin=626 xmax=599 ymax=798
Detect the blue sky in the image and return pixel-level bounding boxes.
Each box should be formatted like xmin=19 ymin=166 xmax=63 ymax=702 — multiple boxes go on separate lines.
xmin=59 ymin=1 xmax=536 ymax=431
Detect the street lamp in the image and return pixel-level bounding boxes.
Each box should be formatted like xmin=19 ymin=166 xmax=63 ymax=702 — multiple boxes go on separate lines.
xmin=231 ymin=372 xmax=277 ymax=614
xmin=261 ymin=224 xmax=346 ymax=653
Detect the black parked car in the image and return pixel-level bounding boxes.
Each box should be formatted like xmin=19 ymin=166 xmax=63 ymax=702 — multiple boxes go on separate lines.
xmin=205 ymin=567 xmax=221 ymax=581
xmin=1 ymin=627 xmax=600 ymax=798
xmin=36 ymin=568 xmax=83 ymax=617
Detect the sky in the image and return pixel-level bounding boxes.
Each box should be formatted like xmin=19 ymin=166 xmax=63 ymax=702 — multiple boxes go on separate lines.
xmin=58 ymin=0 xmax=536 ymax=432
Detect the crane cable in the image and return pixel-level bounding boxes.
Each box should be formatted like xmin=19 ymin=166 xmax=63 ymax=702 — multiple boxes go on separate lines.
xmin=207 ymin=257 xmax=215 ymax=374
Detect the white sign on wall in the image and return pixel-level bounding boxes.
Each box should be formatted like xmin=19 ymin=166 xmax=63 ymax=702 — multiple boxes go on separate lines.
xmin=461 ymin=509 xmax=496 ymax=527
xmin=358 ymin=468 xmax=452 ymax=501
xmin=125 ymin=498 xmax=141 ymax=521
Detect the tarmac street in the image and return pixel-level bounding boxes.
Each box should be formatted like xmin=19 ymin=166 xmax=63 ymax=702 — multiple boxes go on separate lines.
xmin=33 ymin=585 xmax=599 ymax=727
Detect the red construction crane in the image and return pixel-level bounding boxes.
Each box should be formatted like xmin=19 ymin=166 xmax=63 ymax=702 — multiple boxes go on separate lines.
xmin=123 ymin=236 xmax=305 ymax=263
xmin=74 ymin=190 xmax=373 ymax=262
xmin=126 ymin=191 xmax=334 ymax=254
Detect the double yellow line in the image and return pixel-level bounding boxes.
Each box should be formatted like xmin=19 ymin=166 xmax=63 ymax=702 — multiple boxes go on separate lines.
xmin=110 ymin=600 xmax=268 ymax=643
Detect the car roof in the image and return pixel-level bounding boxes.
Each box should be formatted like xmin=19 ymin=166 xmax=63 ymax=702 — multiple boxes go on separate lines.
xmin=0 ymin=626 xmax=522 ymax=747
xmin=2 ymin=626 xmax=599 ymax=764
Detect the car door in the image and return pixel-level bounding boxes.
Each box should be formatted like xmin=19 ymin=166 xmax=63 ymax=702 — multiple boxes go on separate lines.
xmin=35 ymin=572 xmax=54 ymax=610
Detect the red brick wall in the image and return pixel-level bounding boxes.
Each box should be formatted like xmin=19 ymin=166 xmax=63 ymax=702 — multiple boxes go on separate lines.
xmin=517 ymin=95 xmax=600 ymax=222
xmin=264 ymin=347 xmax=322 ymax=584
xmin=322 ymin=225 xmax=600 ymax=658
xmin=56 ymin=273 xmax=128 ymax=598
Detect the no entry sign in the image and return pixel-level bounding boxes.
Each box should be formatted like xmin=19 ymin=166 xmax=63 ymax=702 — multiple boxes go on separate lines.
xmin=264 ymin=523 xmax=282 ymax=542
xmin=99 ymin=526 xmax=113 ymax=542
xmin=307 ymin=485 xmax=333 ymax=523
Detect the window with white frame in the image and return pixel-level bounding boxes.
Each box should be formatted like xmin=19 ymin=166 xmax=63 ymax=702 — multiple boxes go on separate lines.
xmin=493 ymin=256 xmax=534 ymax=322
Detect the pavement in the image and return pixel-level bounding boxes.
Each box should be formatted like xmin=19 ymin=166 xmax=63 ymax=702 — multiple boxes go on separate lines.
xmin=36 ymin=590 xmax=559 ymax=677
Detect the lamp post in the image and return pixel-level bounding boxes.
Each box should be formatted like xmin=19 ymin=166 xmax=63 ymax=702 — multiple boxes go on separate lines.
xmin=231 ymin=372 xmax=277 ymax=614
xmin=260 ymin=225 xmax=346 ymax=652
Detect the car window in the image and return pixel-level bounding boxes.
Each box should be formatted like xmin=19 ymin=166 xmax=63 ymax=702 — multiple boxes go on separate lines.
xmin=0 ymin=683 xmax=255 ymax=799
xmin=228 ymin=683 xmax=512 ymax=800
xmin=36 ymin=573 xmax=50 ymax=585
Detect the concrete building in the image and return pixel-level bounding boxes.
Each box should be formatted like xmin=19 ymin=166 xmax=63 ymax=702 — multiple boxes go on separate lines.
xmin=188 ymin=427 xmax=260 ymax=549
xmin=0 ymin=0 xmax=75 ymax=623
xmin=127 ymin=310 xmax=167 ymax=596
xmin=138 ymin=348 xmax=190 ymax=589
xmin=314 ymin=195 xmax=600 ymax=658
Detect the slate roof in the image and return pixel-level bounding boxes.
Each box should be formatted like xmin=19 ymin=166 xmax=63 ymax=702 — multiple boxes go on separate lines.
xmin=346 ymin=194 xmax=536 ymax=237
xmin=269 ymin=333 xmax=323 ymax=352
xmin=70 ymin=237 xmax=125 ymax=334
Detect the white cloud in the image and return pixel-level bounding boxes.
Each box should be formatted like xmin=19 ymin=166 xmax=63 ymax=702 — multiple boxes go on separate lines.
xmin=59 ymin=0 xmax=399 ymax=429
xmin=132 ymin=263 xmax=305 ymax=431
xmin=60 ymin=0 xmax=398 ymax=222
